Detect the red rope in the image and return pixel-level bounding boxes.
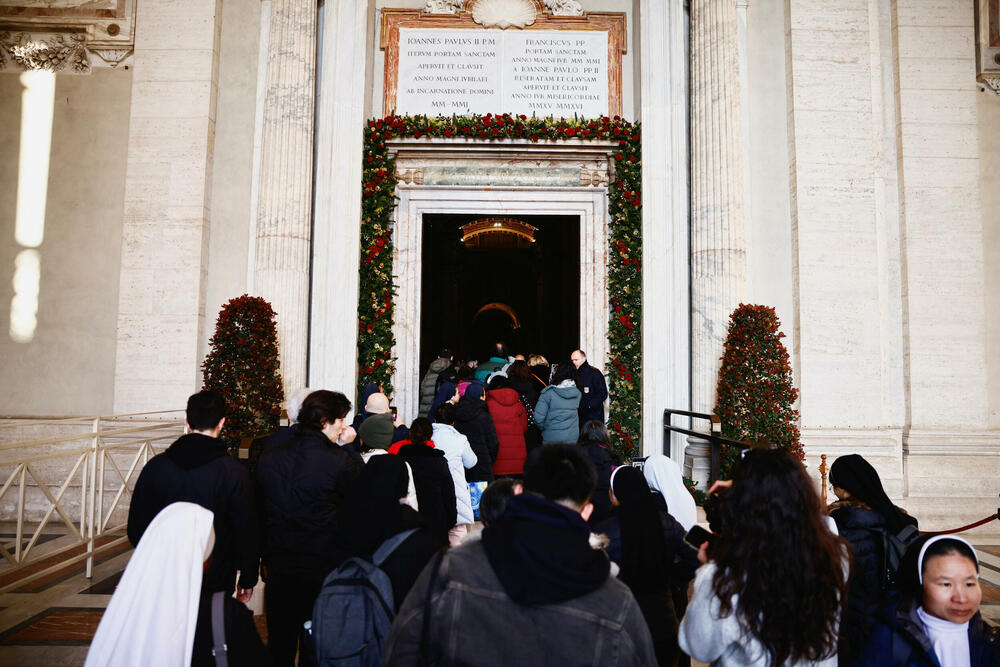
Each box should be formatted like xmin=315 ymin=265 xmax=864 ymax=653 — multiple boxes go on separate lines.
xmin=921 ymin=512 xmax=999 ymax=536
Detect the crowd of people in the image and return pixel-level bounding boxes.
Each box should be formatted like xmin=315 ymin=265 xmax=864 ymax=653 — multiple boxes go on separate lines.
xmin=82 ymin=345 xmax=999 ymax=666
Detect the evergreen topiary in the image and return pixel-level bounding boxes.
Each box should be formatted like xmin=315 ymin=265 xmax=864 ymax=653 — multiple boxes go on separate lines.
xmin=202 ymin=295 xmax=284 ymax=454
xmin=713 ymin=304 xmax=802 ymax=478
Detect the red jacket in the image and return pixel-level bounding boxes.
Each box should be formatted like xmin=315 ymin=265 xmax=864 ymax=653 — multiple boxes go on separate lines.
xmin=485 ymin=387 xmax=529 ymax=475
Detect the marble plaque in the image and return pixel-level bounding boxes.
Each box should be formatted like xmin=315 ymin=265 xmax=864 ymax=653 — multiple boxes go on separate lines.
xmin=395 ymin=27 xmax=608 ymax=117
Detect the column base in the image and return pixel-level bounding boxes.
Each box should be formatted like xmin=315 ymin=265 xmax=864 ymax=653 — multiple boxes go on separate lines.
xmin=684 ymin=435 xmax=713 ymax=489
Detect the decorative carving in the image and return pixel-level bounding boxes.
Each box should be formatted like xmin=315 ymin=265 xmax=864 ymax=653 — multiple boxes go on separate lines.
xmin=397 ymin=167 xmax=425 ymax=185
xmin=470 ymin=0 xmax=537 ymax=29
xmin=91 ymin=48 xmax=133 ymax=67
xmin=0 ymin=32 xmax=90 ymax=72
xmin=423 ymin=0 xmax=463 ymax=13
xmin=544 ymin=0 xmax=584 ymax=16
xmin=983 ymin=76 xmax=1000 ymax=93
xmin=580 ymin=169 xmax=609 ymax=187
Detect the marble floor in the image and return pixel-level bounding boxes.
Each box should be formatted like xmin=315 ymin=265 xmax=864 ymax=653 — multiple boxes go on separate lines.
xmin=0 ymin=531 xmax=996 ymax=666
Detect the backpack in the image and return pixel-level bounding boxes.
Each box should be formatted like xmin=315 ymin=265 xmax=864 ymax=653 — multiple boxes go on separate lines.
xmin=309 ymin=528 xmax=418 ymax=666
xmin=881 ymin=523 xmax=920 ymax=590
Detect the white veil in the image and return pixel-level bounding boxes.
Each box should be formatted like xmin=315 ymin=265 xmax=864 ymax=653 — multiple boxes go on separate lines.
xmin=643 ymin=454 xmax=698 ymax=531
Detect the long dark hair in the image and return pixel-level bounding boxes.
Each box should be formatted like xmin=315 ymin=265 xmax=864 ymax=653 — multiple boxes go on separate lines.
xmin=577 ymin=420 xmax=610 ymax=447
xmin=409 ymin=417 xmax=433 ymax=446
xmin=829 ymin=454 xmax=915 ymax=533
xmin=711 ymin=449 xmax=849 ymax=665
xmin=612 ymin=466 xmax=669 ymax=593
xmin=550 ymin=362 xmax=579 ymax=388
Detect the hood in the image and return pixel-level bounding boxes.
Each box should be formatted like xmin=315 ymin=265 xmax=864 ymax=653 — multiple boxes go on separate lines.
xmin=165 ymin=433 xmax=229 ymax=470
xmin=395 ymin=443 xmax=446 ymax=459
xmin=456 ymin=394 xmax=487 ymax=419
xmin=429 ymin=358 xmax=452 ymax=373
xmin=543 ymin=384 xmax=581 ymax=400
xmin=482 ymin=493 xmax=610 ymax=605
xmin=487 ymin=387 xmax=520 ymax=407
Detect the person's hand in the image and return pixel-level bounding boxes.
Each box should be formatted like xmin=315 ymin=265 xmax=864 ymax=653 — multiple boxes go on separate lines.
xmin=338 ymin=425 xmax=356 ymax=445
xmin=697 ymin=541 xmax=710 ymax=565
xmin=393 ymin=414 xmax=405 ymax=427
xmin=236 ymin=587 xmax=253 ymax=604
xmin=707 ymin=479 xmax=733 ymax=495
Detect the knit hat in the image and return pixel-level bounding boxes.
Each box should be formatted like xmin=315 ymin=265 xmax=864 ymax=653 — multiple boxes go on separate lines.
xmin=465 ymin=383 xmax=484 ymax=400
xmin=358 ymin=412 xmax=394 ymax=450
xmin=364 ymin=392 xmax=390 ymax=415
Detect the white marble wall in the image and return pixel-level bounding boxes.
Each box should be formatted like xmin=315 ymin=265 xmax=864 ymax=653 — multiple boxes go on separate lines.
xmin=113 ymin=0 xmax=222 ymax=413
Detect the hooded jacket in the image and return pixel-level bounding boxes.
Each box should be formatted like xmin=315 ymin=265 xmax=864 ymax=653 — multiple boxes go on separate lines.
xmin=419 ymin=357 xmax=453 ymax=418
xmin=454 ymin=391 xmax=499 ymax=482
xmin=382 ymin=493 xmax=657 ymax=666
xmin=430 ymin=423 xmax=478 ymax=525
xmin=534 ymin=383 xmax=582 ymax=444
xmin=127 ymin=433 xmax=260 ymax=593
xmin=485 ymin=387 xmax=529 ymax=476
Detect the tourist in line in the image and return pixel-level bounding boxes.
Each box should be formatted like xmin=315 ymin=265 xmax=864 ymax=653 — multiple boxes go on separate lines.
xmin=88 ymin=502 xmax=269 ymax=667
xmin=643 ymin=453 xmax=698 ymax=532
xmin=527 ymin=354 xmax=551 ymax=389
xmin=418 ymin=347 xmax=454 ymax=418
xmin=430 ymin=402 xmax=479 ymax=546
xmin=571 ymin=349 xmax=608 ymax=425
xmin=479 ymin=477 xmax=520 ymax=527
xmin=577 ymin=420 xmax=620 ymax=526
xmin=335 ymin=455 xmax=445 ymax=612
xmin=534 ymin=362 xmax=582 ymax=445
xmin=474 ymin=342 xmax=510 ymax=382
xmin=255 ymin=390 xmax=363 ymax=666
xmin=858 ymin=535 xmax=1000 ymax=665
xmin=485 ymin=375 xmax=529 ymax=476
xmin=127 ymin=390 xmax=259 ymax=601
xmin=827 ymin=453 xmax=920 ymax=665
xmin=382 ymin=445 xmax=657 ymax=665
xmin=679 ymin=449 xmax=849 ymax=666
xmin=391 ymin=417 xmax=456 ymax=542
xmin=508 ymin=359 xmax=542 ymax=453
xmin=454 ymin=383 xmax=499 ymax=483
xmin=597 ymin=466 xmax=697 ymax=666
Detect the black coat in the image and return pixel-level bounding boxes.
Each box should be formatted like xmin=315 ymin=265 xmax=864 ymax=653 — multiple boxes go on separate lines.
xmin=254 ymin=424 xmax=363 ymax=576
xmin=192 ymin=592 xmax=271 ymax=667
xmin=395 ymin=444 xmax=457 ymax=540
xmin=454 ymin=395 xmax=499 ymax=482
xmin=583 ymin=441 xmax=621 ymax=527
xmin=127 ymin=433 xmax=260 ymax=593
xmin=576 ymin=361 xmax=608 ymax=423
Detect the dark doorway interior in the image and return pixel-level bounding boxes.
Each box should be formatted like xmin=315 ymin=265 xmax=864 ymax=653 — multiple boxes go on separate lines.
xmin=420 ymin=213 xmax=580 ymax=368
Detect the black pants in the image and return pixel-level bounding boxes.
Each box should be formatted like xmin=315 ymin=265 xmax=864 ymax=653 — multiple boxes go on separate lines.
xmin=265 ymin=570 xmax=325 ymax=667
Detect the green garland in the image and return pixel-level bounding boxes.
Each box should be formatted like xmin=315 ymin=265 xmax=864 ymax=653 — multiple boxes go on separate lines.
xmin=359 ymin=113 xmax=642 ymax=460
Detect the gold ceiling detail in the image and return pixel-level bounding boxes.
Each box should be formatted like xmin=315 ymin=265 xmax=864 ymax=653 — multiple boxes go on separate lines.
xmin=460 ymin=217 xmax=537 ymax=244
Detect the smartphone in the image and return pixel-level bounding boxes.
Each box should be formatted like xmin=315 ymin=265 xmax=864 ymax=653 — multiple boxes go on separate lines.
xmin=684 ymin=525 xmax=714 ymax=550
xmin=389 ymin=406 xmax=398 ymax=419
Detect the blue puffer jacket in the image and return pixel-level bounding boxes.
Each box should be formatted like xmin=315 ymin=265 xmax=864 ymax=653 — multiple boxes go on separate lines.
xmin=534 ymin=383 xmax=582 ymax=444
xmin=857 ymin=594 xmax=1000 ymax=667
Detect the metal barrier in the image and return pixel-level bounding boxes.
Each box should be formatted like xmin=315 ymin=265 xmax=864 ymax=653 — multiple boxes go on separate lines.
xmin=0 ymin=412 xmax=183 ymax=592
xmin=662 ymin=408 xmax=766 ymax=484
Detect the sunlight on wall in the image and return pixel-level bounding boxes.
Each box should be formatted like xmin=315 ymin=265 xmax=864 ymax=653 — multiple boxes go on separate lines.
xmin=9 ymin=68 xmax=55 ymax=344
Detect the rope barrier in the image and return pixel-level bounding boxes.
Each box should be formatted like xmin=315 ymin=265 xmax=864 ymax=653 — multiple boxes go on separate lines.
xmin=922 ymin=512 xmax=999 ymax=536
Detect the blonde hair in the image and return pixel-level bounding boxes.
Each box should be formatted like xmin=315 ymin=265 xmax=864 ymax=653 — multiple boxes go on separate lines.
xmin=527 ymin=354 xmax=548 ymax=367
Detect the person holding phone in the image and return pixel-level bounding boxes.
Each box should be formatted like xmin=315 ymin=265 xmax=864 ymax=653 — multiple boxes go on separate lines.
xmin=678 ymin=450 xmax=849 ymax=666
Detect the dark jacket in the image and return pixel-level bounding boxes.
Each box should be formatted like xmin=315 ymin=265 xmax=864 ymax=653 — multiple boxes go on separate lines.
xmin=509 ymin=378 xmax=539 ymax=409
xmin=395 ymin=443 xmax=457 ymax=539
xmin=576 ymin=360 xmax=608 ymax=423
xmin=535 ymin=383 xmax=582 ymax=444
xmin=485 ymin=387 xmax=529 ymax=476
xmin=419 ymin=357 xmax=453 ymax=418
xmin=192 ymin=592 xmax=271 ymax=667
xmin=127 ymin=433 xmax=259 ymax=593
xmin=248 ymin=425 xmax=294 ymax=470
xmin=254 ymin=423 xmax=363 ymax=576
xmin=382 ymin=493 xmax=657 ymax=666
xmin=428 ymin=380 xmax=457 ymax=424
xmin=858 ymin=594 xmax=1000 ymax=666
xmin=454 ymin=395 xmax=499 ymax=482
xmin=582 ymin=440 xmax=621 ymax=526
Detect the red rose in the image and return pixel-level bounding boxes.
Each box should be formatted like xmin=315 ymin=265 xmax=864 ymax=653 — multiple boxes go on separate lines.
xmin=616 ymin=153 xmax=623 ymax=161
xmin=566 ymin=128 xmax=576 ymax=137
xmin=444 ymin=129 xmax=453 ymax=137
xmin=625 ymin=373 xmax=632 ymax=381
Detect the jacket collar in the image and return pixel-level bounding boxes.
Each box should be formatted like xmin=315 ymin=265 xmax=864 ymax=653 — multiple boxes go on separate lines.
xmin=165 ymin=433 xmax=228 ymax=470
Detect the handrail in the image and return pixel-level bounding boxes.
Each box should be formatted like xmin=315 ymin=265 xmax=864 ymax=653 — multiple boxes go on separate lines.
xmin=662 ymin=408 xmax=764 ymax=484
xmin=0 ymin=410 xmax=184 ymax=428
xmin=0 ymin=412 xmax=184 ymax=590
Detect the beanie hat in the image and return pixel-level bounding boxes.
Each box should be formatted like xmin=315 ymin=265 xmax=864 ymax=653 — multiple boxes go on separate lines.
xmin=358 ymin=413 xmax=394 ymax=450
xmin=465 ymin=383 xmax=484 ymax=400
xmin=364 ymin=392 xmax=390 ymax=415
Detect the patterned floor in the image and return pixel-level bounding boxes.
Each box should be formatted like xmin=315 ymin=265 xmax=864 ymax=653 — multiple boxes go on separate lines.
xmin=0 ymin=532 xmax=995 ymax=666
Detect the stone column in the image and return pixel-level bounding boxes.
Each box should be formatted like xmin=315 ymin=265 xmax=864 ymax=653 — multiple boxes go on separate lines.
xmin=253 ymin=0 xmax=317 ymax=395
xmin=688 ymin=0 xmax=747 ymax=482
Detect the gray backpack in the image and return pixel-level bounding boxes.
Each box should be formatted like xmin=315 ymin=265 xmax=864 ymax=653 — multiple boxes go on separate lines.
xmin=309 ymin=528 xmax=418 ymax=666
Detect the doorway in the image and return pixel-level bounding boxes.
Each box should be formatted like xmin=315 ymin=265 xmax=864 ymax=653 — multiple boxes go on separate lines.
xmin=420 ymin=213 xmax=580 ymax=368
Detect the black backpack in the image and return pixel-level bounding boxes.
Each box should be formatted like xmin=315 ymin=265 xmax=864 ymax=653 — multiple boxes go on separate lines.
xmin=881 ymin=523 xmax=920 ymax=590
xmin=309 ymin=528 xmax=418 ymax=666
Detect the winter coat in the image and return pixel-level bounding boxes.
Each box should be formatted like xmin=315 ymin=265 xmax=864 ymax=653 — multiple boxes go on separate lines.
xmin=576 ymin=360 xmax=608 ymax=423
xmin=395 ymin=443 xmax=457 ymax=541
xmin=419 ymin=357 xmax=453 ymax=418
xmin=486 ymin=387 xmax=529 ymax=476
xmin=127 ymin=433 xmax=260 ymax=594
xmin=597 ymin=503 xmax=699 ymax=591
xmin=382 ymin=494 xmax=657 ymax=666
xmin=473 ymin=357 xmax=507 ymax=383
xmin=582 ymin=440 xmax=621 ymax=526
xmin=254 ymin=423 xmax=363 ymax=576
xmin=454 ymin=395 xmax=499 ymax=482
xmin=509 ymin=378 xmax=539 ymax=409
xmin=428 ymin=380 xmax=457 ymax=423
xmin=430 ymin=423 xmax=478 ymax=525
xmin=534 ymin=383 xmax=582 ymax=445
xmin=858 ymin=594 xmax=1000 ymax=666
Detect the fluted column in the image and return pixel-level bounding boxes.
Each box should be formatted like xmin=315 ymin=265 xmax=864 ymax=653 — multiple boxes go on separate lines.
xmin=253 ymin=0 xmax=317 ymax=395
xmin=688 ymin=0 xmax=747 ymax=481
